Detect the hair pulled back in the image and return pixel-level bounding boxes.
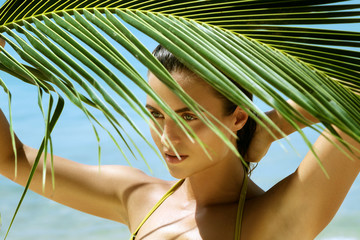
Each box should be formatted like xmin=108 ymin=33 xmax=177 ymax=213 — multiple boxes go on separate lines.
xmin=152 ymin=45 xmax=257 ymax=172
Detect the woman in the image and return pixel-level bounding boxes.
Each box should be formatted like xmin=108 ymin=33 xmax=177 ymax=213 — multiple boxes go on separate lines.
xmin=0 ymin=41 xmax=359 ymax=239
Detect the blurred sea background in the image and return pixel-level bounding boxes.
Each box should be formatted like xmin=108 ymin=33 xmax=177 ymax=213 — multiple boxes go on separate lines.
xmin=0 ymin=1 xmax=359 ymax=239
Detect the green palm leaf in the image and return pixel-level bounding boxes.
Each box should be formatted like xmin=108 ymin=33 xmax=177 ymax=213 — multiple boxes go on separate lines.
xmin=0 ymin=0 xmax=359 ymax=237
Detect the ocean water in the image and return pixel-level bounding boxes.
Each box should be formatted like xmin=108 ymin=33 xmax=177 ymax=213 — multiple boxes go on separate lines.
xmin=1 ymin=80 xmax=359 ymax=240
xmin=0 ymin=3 xmax=359 ymax=239
xmin=1 ymin=65 xmax=359 ymax=240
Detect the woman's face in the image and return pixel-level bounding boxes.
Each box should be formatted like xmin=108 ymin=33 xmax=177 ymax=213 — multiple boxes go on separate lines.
xmin=146 ymin=71 xmax=247 ymax=179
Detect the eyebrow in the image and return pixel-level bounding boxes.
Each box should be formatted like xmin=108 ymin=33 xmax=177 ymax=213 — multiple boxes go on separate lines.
xmin=146 ymin=104 xmax=192 ymax=114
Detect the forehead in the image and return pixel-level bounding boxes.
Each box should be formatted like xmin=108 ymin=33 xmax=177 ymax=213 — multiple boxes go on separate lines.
xmin=147 ymin=71 xmax=222 ymax=111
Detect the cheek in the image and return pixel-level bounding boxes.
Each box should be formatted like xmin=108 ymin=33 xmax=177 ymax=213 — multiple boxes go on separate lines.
xmin=192 ymin=123 xmax=233 ymax=157
xmin=149 ymin=121 xmax=162 ymax=145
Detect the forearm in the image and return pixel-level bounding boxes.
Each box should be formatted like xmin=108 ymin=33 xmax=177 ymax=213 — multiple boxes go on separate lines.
xmin=0 ymin=43 xmax=19 ymax=165
xmin=268 ymin=99 xmax=319 ymax=141
xmin=269 ymin=97 xmax=359 ymax=152
xmin=0 ymin=109 xmax=23 ymax=164
xmin=0 ymin=109 xmax=57 ymax=183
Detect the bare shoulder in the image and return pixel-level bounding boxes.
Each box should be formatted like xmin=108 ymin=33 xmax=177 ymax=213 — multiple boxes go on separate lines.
xmin=106 ymin=165 xmax=171 ymax=198
xmin=243 ymin=129 xmax=360 ymax=239
xmin=118 ymin=168 xmax=175 ymax=230
xmin=80 ymin=164 xmax=173 ymax=228
xmin=95 ymin=165 xmax=171 ymax=203
xmin=7 ymin=144 xmax=171 ymax=225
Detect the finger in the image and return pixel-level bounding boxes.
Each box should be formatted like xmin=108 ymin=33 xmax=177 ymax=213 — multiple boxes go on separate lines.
xmin=0 ymin=37 xmax=5 ymax=48
xmin=245 ymin=153 xmax=262 ymax=163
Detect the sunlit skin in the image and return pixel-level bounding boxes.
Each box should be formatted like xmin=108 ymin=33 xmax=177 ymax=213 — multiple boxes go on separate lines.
xmin=128 ymin=71 xmax=263 ymax=239
xmin=0 ymin=38 xmax=360 ymax=239
xmin=147 ymin=71 xmax=247 ymax=181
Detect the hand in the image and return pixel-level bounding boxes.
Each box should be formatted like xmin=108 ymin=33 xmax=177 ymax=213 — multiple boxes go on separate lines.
xmin=0 ymin=37 xmax=4 ymax=48
xmin=245 ymin=110 xmax=279 ymax=163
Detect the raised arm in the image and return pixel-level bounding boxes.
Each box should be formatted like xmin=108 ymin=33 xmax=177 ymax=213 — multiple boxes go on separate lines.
xmin=247 ymin=100 xmax=360 ymax=239
xmin=246 ymin=99 xmax=319 ymax=163
xmin=0 ymin=109 xmax=148 ymax=224
xmin=0 ymin=39 xmax=186 ymax=232
xmin=0 ymin=38 xmax=155 ymax=225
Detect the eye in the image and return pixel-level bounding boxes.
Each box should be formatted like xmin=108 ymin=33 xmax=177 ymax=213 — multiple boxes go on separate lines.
xmin=150 ymin=111 xmax=164 ymax=119
xmin=182 ymin=113 xmax=197 ymax=121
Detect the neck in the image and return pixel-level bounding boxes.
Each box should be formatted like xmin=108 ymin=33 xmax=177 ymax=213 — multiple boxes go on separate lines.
xmin=182 ymin=155 xmax=246 ymax=207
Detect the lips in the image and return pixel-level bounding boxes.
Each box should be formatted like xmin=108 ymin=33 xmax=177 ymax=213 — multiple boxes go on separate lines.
xmin=164 ymin=152 xmax=188 ymax=164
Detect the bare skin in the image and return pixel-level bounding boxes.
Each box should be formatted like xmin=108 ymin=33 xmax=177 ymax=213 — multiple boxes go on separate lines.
xmin=1 ymin=40 xmax=359 ymax=239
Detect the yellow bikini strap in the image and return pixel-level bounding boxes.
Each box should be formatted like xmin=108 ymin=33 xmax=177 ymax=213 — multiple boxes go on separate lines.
xmin=234 ymin=171 xmax=248 ymax=240
xmin=130 ymin=179 xmax=185 ymax=240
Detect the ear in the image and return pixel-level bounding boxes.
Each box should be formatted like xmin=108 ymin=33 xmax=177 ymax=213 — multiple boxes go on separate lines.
xmin=231 ymin=106 xmax=249 ymax=132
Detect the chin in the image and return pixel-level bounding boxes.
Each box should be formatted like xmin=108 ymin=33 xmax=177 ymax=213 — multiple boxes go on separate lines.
xmin=168 ymin=170 xmax=187 ymax=180
xmin=167 ymin=167 xmax=193 ymax=180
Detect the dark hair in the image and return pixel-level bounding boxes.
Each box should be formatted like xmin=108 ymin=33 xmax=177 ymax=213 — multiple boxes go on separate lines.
xmin=152 ymin=45 xmax=257 ymax=173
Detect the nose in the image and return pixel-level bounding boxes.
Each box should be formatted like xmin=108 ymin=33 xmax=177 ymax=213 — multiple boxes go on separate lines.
xmin=160 ymin=119 xmax=181 ymax=146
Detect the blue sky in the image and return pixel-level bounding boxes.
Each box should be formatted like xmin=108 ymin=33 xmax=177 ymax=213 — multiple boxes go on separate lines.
xmin=0 ymin=2 xmax=359 ymax=239
xmin=0 ymin=0 xmax=358 ymax=171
